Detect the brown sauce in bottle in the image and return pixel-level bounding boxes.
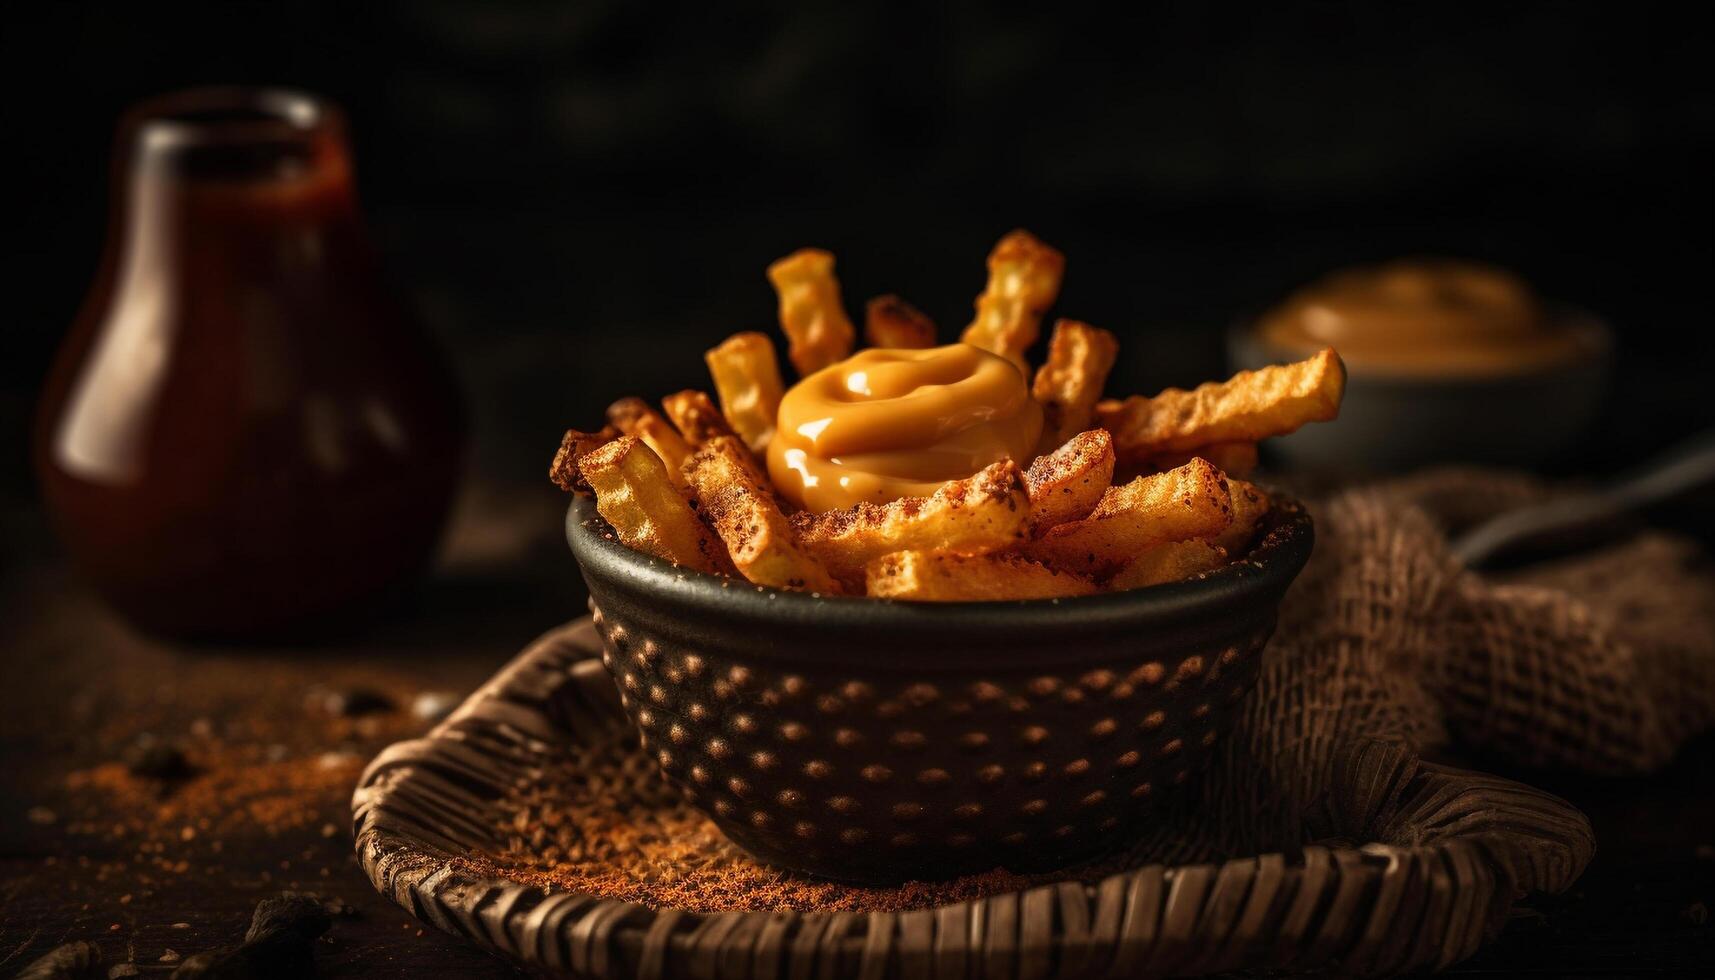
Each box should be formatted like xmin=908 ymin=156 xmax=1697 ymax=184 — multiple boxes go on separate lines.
xmin=34 ymin=89 xmax=464 ymax=638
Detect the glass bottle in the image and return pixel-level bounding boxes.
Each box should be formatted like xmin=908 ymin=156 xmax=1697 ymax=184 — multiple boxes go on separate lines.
xmin=34 ymin=88 xmax=465 ymax=639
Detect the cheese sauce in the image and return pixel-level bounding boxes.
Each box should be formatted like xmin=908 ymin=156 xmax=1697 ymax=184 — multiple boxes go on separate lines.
xmin=767 ymin=344 xmax=1042 ymax=512
xmin=1257 ymin=259 xmax=1592 ymax=376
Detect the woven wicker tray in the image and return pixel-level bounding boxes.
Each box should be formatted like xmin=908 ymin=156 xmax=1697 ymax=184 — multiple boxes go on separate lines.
xmin=352 ymin=619 xmax=1594 ymax=978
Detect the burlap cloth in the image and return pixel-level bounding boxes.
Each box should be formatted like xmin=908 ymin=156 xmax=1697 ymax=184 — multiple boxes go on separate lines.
xmin=461 ymin=469 xmax=1715 ymax=910
xmin=1125 ymin=467 xmax=1715 ymax=865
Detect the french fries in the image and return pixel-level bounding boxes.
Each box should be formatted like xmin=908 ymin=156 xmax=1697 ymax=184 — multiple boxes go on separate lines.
xmin=662 ymin=389 xmax=738 ymax=447
xmin=791 ymin=459 xmax=1030 ymax=587
xmin=1027 ymin=458 xmax=1232 ymax=577
xmin=705 ymin=332 xmax=786 ymax=454
xmin=864 ymin=294 xmax=937 ymax=349
xmin=1033 ymin=319 xmax=1119 ymax=448
xmin=684 ymin=436 xmax=841 ymax=594
xmin=579 ymin=436 xmax=730 ymax=575
xmin=1108 ymin=540 xmax=1228 ymax=591
xmin=767 ymin=248 xmax=856 ymax=376
xmin=867 ymin=550 xmax=1094 ymax=602
xmin=1128 ymin=441 xmax=1260 ymax=481
xmin=552 ymin=231 xmax=1346 ymax=601
xmin=607 ymin=397 xmax=693 ymax=484
xmin=1098 ymin=348 xmax=1345 ymax=458
xmin=1214 ymin=478 xmax=1271 ymax=557
xmin=1024 ymin=429 xmax=1115 ymax=536
xmin=549 ymin=426 xmax=618 ymax=493
xmin=960 ymin=230 xmax=1064 ymax=372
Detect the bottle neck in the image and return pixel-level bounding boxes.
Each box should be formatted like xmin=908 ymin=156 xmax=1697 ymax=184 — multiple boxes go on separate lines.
xmin=115 ymin=88 xmax=362 ymax=242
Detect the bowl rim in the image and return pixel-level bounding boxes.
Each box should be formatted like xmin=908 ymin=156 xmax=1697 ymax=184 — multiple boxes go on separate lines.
xmin=564 ymin=490 xmax=1315 ymax=663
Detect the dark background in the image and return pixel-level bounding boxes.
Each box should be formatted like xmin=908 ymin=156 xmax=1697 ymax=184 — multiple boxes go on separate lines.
xmin=2 ymin=5 xmax=1713 ymax=975
xmin=4 ymin=0 xmax=1712 ymax=501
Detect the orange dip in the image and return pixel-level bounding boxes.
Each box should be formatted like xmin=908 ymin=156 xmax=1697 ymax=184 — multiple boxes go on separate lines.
xmin=1257 ymin=259 xmax=1592 ymax=376
xmin=767 ymin=344 xmax=1042 ymax=512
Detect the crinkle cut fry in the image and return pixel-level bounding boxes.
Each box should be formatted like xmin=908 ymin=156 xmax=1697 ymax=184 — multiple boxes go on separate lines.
xmin=959 ymin=229 xmax=1065 ymax=372
xmin=1033 ymin=319 xmax=1119 ymax=448
xmin=607 ymin=396 xmax=693 ymax=483
xmin=661 ymin=389 xmax=739 ymax=447
xmin=767 ymin=248 xmax=856 ymax=376
xmin=866 ymin=550 xmax=1094 ymax=601
xmin=1129 ymin=441 xmax=1259 ymax=480
xmin=863 ymin=294 xmax=937 ymax=349
xmin=1026 ymin=457 xmax=1233 ymax=578
xmin=549 ymin=426 xmax=618 ymax=493
xmin=704 ymin=332 xmax=787 ymax=454
xmin=790 ymin=459 xmax=1030 ymax=588
xmin=683 ymin=436 xmax=841 ymax=594
xmin=1098 ymin=347 xmax=1345 ymax=457
xmin=1024 ymin=429 xmax=1115 ymax=536
xmin=579 ymin=435 xmax=732 ymax=575
xmin=1214 ymin=478 xmax=1271 ymax=557
xmin=1108 ymin=539 xmax=1228 ymax=592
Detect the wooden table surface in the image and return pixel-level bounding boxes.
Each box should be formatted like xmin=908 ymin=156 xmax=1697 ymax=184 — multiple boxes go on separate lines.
xmin=2 ymin=485 xmax=1711 ymax=978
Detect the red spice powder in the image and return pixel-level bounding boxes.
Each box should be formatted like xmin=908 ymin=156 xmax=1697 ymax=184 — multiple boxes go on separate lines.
xmin=451 ymin=736 xmax=1110 ymax=915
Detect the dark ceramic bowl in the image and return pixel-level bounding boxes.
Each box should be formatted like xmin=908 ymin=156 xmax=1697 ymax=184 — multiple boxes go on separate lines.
xmin=1228 ymin=308 xmax=1611 ymax=472
xmin=565 ymin=493 xmax=1314 ymax=883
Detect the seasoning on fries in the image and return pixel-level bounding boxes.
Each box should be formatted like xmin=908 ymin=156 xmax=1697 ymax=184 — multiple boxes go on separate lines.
xmin=549 ymin=426 xmax=617 ymax=493
xmin=552 ymin=230 xmax=1344 ymax=599
xmin=960 ymin=229 xmax=1064 ymax=372
xmin=685 ymin=436 xmax=841 ymax=594
xmin=1025 ymin=458 xmax=1233 ymax=578
xmin=1033 ymin=319 xmax=1118 ymax=448
xmin=607 ymin=396 xmax=692 ymax=485
xmin=864 ymin=294 xmax=937 ymax=350
xmin=1214 ymin=478 xmax=1271 ymax=556
xmin=1023 ymin=428 xmax=1114 ymax=536
xmin=768 ymin=248 xmax=856 ymax=377
xmin=661 ymin=389 xmax=737 ymax=447
xmin=867 ymin=550 xmax=1094 ymax=602
xmin=578 ymin=435 xmax=731 ymax=575
xmin=1108 ymin=540 xmax=1229 ymax=591
xmin=791 ymin=459 xmax=1030 ymax=589
xmin=1132 ymin=441 xmax=1260 ymax=480
xmin=705 ymin=332 xmax=786 ymax=454
xmin=1098 ymin=347 xmax=1345 ymax=458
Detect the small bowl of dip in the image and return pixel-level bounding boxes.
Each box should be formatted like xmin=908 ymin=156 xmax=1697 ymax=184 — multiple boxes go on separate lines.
xmin=1229 ymin=259 xmax=1611 ymax=471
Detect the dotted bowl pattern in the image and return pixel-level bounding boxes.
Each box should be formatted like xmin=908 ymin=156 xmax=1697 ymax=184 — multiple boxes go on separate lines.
xmin=590 ymin=604 xmax=1274 ymax=882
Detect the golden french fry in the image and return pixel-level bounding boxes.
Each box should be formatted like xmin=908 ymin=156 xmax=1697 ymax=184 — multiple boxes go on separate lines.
xmin=1098 ymin=348 xmax=1345 ymax=457
xmin=791 ymin=459 xmax=1030 ymax=587
xmin=866 ymin=550 xmax=1094 ymax=601
xmin=705 ymin=332 xmax=787 ymax=454
xmin=864 ymin=294 xmax=937 ymax=349
xmin=1033 ymin=319 xmax=1119 ymax=448
xmin=1024 ymin=429 xmax=1115 ymax=536
xmin=580 ymin=436 xmax=730 ymax=575
xmin=661 ymin=389 xmax=738 ymax=447
xmin=1108 ymin=540 xmax=1228 ymax=592
xmin=767 ymin=248 xmax=856 ymax=376
xmin=960 ymin=229 xmax=1064 ymax=372
xmin=1126 ymin=441 xmax=1259 ymax=481
xmin=1027 ymin=458 xmax=1232 ymax=577
xmin=1213 ymin=478 xmax=1271 ymax=557
xmin=607 ymin=396 xmax=693 ymax=484
xmin=684 ymin=436 xmax=841 ymax=594
xmin=549 ymin=426 xmax=618 ymax=493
